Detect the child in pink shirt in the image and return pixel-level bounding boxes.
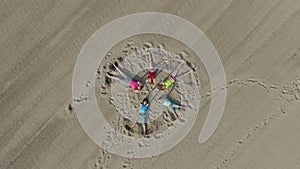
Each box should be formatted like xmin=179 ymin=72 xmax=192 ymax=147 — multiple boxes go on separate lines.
xmin=106 ymin=62 xmax=142 ymax=91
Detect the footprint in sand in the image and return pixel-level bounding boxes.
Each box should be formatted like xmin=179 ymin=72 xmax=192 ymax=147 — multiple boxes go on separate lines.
xmin=157 ymin=44 xmax=165 ymax=50
xmin=122 ymin=47 xmax=130 ymax=54
xmin=178 ymin=51 xmax=189 ymax=59
xmin=64 ymin=103 xmax=74 ymax=116
xmin=143 ymin=41 xmax=153 ymax=49
xmin=68 ymin=104 xmax=73 ymax=111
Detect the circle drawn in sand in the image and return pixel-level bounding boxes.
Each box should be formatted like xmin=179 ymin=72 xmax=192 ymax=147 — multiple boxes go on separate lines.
xmin=73 ymin=12 xmax=226 ymax=158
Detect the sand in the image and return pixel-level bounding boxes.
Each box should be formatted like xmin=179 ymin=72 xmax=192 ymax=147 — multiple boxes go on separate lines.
xmin=96 ymin=34 xmax=202 ymax=137
xmin=1 ymin=0 xmax=300 ymax=169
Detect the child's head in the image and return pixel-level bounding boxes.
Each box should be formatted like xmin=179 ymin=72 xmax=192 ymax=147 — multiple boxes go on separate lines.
xmin=157 ymin=84 xmax=166 ymax=90
xmin=157 ymin=97 xmax=163 ymax=103
xmin=142 ymin=98 xmax=149 ymax=105
xmin=157 ymin=94 xmax=166 ymax=103
xmin=137 ymin=81 xmax=142 ymax=90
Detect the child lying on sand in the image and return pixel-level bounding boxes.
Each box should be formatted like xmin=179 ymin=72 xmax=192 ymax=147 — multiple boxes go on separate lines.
xmin=130 ymin=98 xmax=149 ymax=135
xmin=157 ymin=60 xmax=193 ymax=90
xmin=157 ymin=95 xmax=185 ymax=119
xmin=106 ymin=62 xmax=142 ymax=91
xmin=146 ymin=51 xmax=169 ymax=84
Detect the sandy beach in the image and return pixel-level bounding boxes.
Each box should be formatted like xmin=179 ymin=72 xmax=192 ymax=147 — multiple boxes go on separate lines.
xmin=1 ymin=0 xmax=300 ymax=169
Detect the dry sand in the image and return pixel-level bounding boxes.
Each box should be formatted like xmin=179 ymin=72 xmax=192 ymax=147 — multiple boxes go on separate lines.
xmin=1 ymin=0 xmax=300 ymax=169
xmin=95 ymin=34 xmax=203 ymax=138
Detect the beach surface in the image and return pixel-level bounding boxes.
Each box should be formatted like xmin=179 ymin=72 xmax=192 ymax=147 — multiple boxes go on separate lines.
xmin=1 ymin=0 xmax=300 ymax=169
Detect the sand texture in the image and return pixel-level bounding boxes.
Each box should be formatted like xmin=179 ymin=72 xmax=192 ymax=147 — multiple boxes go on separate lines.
xmin=1 ymin=0 xmax=300 ymax=169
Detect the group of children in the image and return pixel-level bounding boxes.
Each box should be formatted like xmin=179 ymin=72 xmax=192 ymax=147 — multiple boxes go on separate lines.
xmin=106 ymin=51 xmax=193 ymax=135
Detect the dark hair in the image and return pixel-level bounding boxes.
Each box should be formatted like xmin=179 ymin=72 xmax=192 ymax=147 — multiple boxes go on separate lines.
xmin=157 ymin=84 xmax=165 ymax=90
xmin=142 ymin=98 xmax=149 ymax=104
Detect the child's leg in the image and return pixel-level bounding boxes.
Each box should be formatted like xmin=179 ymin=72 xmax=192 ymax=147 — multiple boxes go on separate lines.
xmin=167 ymin=105 xmax=176 ymax=115
xmin=172 ymin=103 xmax=181 ymax=109
xmin=106 ymin=73 xmax=121 ymax=81
xmin=107 ymin=73 xmax=130 ymax=85
xmin=169 ymin=104 xmax=179 ymax=119
xmin=113 ymin=62 xmax=127 ymax=78
xmin=131 ymin=122 xmax=137 ymax=129
xmin=173 ymin=111 xmax=179 ymax=119
xmin=142 ymin=123 xmax=146 ymax=135
xmin=172 ymin=102 xmax=185 ymax=109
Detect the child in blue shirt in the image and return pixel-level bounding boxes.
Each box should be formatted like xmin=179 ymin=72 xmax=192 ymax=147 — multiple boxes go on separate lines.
xmin=158 ymin=96 xmax=185 ymax=119
xmin=130 ymin=98 xmax=149 ymax=135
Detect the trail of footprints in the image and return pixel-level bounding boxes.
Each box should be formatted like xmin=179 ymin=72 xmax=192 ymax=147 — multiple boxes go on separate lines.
xmin=204 ymin=45 xmax=300 ymax=168
xmin=201 ymin=78 xmax=279 ymax=98
xmin=92 ymin=148 xmax=135 ymax=169
xmin=93 ymin=150 xmax=111 ymax=169
xmin=208 ymin=76 xmax=300 ymax=169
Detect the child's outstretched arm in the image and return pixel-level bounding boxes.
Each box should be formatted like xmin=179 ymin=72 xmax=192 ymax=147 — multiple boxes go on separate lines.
xmin=147 ymin=51 xmax=154 ymax=69
xmin=154 ymin=60 xmax=170 ymax=71
xmin=171 ymin=60 xmax=185 ymax=77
